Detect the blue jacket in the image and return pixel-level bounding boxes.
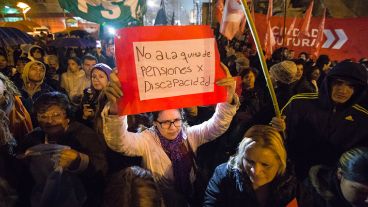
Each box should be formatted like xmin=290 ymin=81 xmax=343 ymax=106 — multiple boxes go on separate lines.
xmin=203 ymin=163 xmax=297 ymax=207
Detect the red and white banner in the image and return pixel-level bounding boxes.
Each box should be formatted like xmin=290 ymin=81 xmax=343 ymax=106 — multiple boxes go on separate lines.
xmin=220 ymin=0 xmax=246 ymax=40
xmin=254 ymin=13 xmax=368 ymax=61
xmin=114 ymin=25 xmax=227 ymax=115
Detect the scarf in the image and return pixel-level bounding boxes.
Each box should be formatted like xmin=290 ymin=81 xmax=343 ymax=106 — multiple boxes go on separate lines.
xmin=156 ymin=127 xmax=193 ymax=194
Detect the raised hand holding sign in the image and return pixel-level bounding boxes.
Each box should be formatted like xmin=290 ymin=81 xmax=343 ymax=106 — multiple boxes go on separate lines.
xmin=114 ymin=25 xmax=228 ymax=115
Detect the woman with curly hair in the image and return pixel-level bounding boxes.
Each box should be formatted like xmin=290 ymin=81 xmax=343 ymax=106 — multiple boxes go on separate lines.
xmin=0 ymin=72 xmax=32 ymax=141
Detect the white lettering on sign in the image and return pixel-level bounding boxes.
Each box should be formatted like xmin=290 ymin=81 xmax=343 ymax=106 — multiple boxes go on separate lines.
xmin=77 ymin=0 xmax=125 ymax=19
xmin=133 ymin=38 xmax=216 ymax=101
xmin=271 ymin=26 xmax=348 ymax=49
xmin=272 ymin=26 xmax=319 ymax=47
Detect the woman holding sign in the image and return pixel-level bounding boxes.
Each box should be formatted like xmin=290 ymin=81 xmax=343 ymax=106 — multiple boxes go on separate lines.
xmin=101 ymin=64 xmax=239 ymax=207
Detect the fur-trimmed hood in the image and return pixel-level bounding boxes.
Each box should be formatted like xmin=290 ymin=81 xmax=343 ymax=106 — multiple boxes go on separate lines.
xmin=307 ymin=165 xmax=352 ymax=206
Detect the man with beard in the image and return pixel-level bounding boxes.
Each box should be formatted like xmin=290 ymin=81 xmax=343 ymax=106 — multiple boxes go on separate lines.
xmin=19 ymin=60 xmax=53 ymax=126
xmin=18 ymin=92 xmax=107 ymax=207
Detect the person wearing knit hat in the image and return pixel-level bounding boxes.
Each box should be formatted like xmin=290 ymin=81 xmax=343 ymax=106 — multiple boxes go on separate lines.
xmin=269 ymin=61 xmax=299 ymax=85
xmin=91 ymin=63 xmax=113 ymax=83
xmin=79 ymin=63 xmax=113 ymax=130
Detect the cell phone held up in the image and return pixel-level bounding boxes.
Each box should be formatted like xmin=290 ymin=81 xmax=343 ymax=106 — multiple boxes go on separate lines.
xmin=82 ymin=88 xmax=97 ymax=110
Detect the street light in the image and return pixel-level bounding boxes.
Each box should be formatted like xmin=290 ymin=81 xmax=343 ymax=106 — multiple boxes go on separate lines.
xmin=17 ymin=2 xmax=31 ymax=20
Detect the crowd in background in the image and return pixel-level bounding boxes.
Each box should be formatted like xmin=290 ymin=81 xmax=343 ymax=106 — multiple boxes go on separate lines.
xmin=0 ymin=24 xmax=367 ymax=207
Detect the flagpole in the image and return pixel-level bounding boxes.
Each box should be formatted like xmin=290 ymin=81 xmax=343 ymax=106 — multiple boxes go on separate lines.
xmin=239 ymin=0 xmax=281 ymax=118
xmin=282 ymin=0 xmax=287 ymax=56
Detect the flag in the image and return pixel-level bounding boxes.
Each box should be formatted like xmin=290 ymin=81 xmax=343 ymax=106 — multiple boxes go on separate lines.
xmin=313 ymin=8 xmax=326 ymax=58
xmin=265 ymin=22 xmax=276 ymax=58
xmin=171 ymin=11 xmax=175 ymax=25
xmin=287 ymin=17 xmax=297 ymax=37
xmin=266 ymin=0 xmax=273 ymax=22
xmin=154 ymin=0 xmax=168 ymax=25
xmin=264 ymin=0 xmax=275 ymax=58
xmin=58 ymin=0 xmax=145 ymax=27
xmin=251 ymin=0 xmax=256 ymax=24
xmin=215 ymin=0 xmax=225 ymax=23
xmin=299 ymin=0 xmax=314 ymax=36
xmin=220 ymin=0 xmax=246 ymax=40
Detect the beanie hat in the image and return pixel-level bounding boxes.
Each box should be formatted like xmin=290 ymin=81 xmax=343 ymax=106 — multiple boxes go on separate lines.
xmin=91 ymin=63 xmax=113 ymax=80
xmin=270 ymin=61 xmax=298 ymax=84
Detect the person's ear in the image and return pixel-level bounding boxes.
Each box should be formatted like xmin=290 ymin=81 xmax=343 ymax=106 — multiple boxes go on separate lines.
xmin=337 ymin=168 xmax=343 ymax=180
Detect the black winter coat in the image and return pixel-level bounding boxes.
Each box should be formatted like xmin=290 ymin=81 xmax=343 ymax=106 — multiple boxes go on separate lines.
xmin=18 ymin=121 xmax=108 ymax=207
xmin=282 ymin=62 xmax=368 ymax=179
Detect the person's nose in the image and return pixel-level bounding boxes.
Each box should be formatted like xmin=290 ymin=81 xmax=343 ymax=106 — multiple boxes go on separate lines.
xmin=44 ymin=116 xmax=55 ymax=124
xmin=339 ymin=84 xmax=351 ymax=93
xmin=168 ymin=122 xmax=176 ymax=129
xmin=251 ymin=163 xmax=262 ymax=175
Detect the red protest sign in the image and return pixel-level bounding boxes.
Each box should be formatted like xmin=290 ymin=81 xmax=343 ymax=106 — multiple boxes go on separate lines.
xmin=254 ymin=13 xmax=368 ymax=61
xmin=114 ymin=25 xmax=227 ymax=115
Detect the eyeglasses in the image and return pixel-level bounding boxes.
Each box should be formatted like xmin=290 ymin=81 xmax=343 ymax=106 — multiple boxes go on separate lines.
xmin=37 ymin=111 xmax=65 ymax=121
xmin=156 ymin=119 xmax=183 ymax=129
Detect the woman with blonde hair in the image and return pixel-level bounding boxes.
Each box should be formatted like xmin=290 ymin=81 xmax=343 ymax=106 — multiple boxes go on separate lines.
xmin=203 ymin=125 xmax=297 ymax=207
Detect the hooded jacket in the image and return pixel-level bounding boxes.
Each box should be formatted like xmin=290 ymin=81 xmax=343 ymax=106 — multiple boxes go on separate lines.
xmin=298 ymin=165 xmax=352 ymax=207
xmin=27 ymin=45 xmax=45 ymax=62
xmin=281 ymin=61 xmax=368 ymax=179
xmin=20 ymin=61 xmax=52 ymax=124
xmin=21 ymin=61 xmax=51 ymax=97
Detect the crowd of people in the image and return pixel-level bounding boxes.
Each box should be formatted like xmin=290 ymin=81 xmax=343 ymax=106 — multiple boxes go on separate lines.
xmin=0 ymin=26 xmax=367 ymax=207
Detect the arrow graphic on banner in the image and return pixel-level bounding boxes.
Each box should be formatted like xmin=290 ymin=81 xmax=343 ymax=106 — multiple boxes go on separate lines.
xmin=332 ymin=29 xmax=348 ymax=49
xmin=322 ymin=29 xmax=348 ymax=49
